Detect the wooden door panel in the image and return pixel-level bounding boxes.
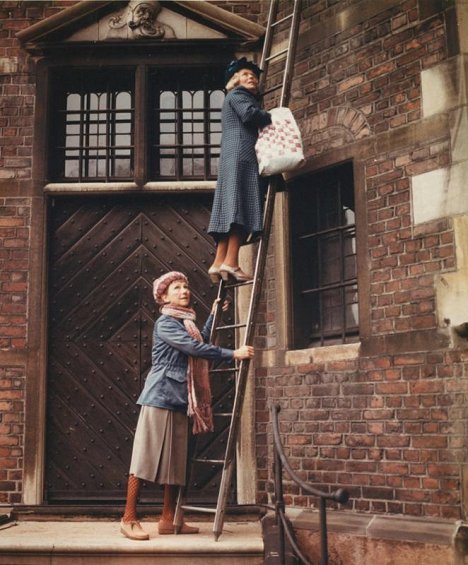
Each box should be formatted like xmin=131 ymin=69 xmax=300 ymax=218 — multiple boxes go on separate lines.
xmin=45 ymin=194 xmax=235 ymax=504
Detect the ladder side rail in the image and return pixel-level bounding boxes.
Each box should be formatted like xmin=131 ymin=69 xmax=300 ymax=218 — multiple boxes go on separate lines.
xmin=209 ymin=279 xmax=227 ymax=343
xmin=259 ymin=0 xmax=279 ymax=91
xmin=212 ymin=179 xmax=279 ymax=540
xmin=240 ymin=180 xmax=279 ymax=346
xmin=216 ymin=177 xmax=279 ymax=468
xmin=279 ymin=0 xmax=302 ymax=108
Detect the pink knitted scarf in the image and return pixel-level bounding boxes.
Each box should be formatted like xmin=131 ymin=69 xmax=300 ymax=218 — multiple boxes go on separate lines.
xmin=161 ymin=304 xmax=213 ymax=434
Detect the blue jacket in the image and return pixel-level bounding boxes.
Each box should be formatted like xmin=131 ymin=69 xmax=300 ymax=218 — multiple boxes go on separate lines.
xmin=137 ymin=314 xmax=234 ymax=412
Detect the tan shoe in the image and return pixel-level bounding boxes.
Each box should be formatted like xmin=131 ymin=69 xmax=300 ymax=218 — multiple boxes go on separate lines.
xmin=158 ymin=520 xmax=199 ymax=535
xmin=120 ymin=520 xmax=149 ymax=540
xmin=219 ymin=264 xmax=253 ymax=282
xmin=208 ymin=265 xmax=222 ymax=283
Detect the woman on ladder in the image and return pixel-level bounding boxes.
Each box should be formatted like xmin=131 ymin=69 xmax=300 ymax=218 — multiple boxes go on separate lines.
xmin=208 ymin=58 xmax=272 ymax=283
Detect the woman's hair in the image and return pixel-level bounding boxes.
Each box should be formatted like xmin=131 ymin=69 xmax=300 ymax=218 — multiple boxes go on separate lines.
xmin=225 ymin=71 xmax=240 ymax=91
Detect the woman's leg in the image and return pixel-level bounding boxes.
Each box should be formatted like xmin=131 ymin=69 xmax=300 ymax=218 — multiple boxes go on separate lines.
xmin=158 ymin=484 xmax=199 ymax=535
xmin=211 ymin=237 xmax=228 ymax=268
xmin=123 ymin=474 xmax=141 ymax=522
xmin=218 ymin=226 xmax=252 ymax=281
xmin=120 ymin=474 xmax=149 ymax=540
xmin=223 ymin=226 xmax=244 ymax=268
xmin=161 ymin=483 xmax=178 ymax=523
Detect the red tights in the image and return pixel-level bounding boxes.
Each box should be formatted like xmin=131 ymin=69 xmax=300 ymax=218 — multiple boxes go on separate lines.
xmin=122 ymin=475 xmax=178 ymax=523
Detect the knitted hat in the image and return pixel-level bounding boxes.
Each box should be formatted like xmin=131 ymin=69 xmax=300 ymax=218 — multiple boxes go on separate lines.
xmin=224 ymin=57 xmax=263 ymax=85
xmin=153 ymin=271 xmax=188 ymax=304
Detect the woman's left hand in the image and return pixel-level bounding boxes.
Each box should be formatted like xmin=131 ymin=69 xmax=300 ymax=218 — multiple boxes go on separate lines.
xmin=211 ymin=298 xmax=230 ymax=314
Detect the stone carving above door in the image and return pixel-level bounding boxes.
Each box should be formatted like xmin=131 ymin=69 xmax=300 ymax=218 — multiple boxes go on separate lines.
xmin=108 ymin=1 xmax=175 ymax=40
xmin=68 ymin=0 xmax=226 ymax=42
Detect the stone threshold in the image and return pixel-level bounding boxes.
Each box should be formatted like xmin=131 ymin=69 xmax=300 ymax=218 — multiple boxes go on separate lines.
xmin=0 ymin=519 xmax=263 ymax=565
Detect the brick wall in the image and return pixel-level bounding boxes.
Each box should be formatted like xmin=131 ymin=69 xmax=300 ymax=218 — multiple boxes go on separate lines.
xmin=1 ymin=0 xmax=467 ymax=520
xmin=0 ymin=198 xmax=30 ymax=349
xmin=256 ymin=0 xmax=468 ymax=521
xmin=0 ymin=1 xmax=47 ymax=505
xmin=0 ymin=365 xmax=25 ymax=504
xmin=257 ymin=350 xmax=467 ymax=519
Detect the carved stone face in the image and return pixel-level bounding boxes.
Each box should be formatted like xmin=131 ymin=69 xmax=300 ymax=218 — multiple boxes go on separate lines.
xmin=107 ymin=0 xmax=173 ymax=40
xmin=128 ymin=0 xmax=161 ymax=35
xmin=130 ymin=2 xmax=160 ymax=29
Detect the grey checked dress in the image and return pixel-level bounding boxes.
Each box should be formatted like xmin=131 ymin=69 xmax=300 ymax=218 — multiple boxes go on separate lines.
xmin=208 ymin=86 xmax=272 ymax=243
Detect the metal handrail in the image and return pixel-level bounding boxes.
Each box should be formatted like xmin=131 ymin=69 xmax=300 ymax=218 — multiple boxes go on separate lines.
xmin=270 ymin=403 xmax=350 ymax=565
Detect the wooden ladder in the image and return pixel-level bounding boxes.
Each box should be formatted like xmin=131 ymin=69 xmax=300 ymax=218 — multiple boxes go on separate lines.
xmin=174 ymin=0 xmax=302 ymax=541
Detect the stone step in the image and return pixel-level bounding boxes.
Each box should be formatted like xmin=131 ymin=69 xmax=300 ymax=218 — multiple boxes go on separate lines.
xmin=0 ymin=520 xmax=263 ymax=564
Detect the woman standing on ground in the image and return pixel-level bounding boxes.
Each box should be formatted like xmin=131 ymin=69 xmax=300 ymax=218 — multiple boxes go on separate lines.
xmin=208 ymin=58 xmax=272 ymax=283
xmin=120 ymin=271 xmax=254 ymax=540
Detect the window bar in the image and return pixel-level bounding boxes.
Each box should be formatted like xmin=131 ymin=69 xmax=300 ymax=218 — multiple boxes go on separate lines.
xmin=317 ymin=235 xmax=324 ymax=347
xmin=340 ymin=226 xmax=346 ymax=343
xmin=106 ymin=88 xmax=112 ymax=181
xmin=77 ymin=89 xmax=84 ymax=182
xmin=301 ymin=279 xmax=357 ymax=295
xmin=156 ymin=91 xmax=162 ymax=178
xmin=316 ymin=188 xmax=324 ymax=346
xmin=299 ymin=223 xmax=356 ymax=241
xmin=176 ymin=87 xmax=183 ymax=180
xmin=83 ymin=91 xmax=89 ymax=181
xmin=189 ymin=91 xmax=194 ymax=178
xmin=204 ymin=87 xmax=210 ymax=179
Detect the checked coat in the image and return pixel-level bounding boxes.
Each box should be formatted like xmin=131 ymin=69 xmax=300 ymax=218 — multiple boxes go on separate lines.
xmin=208 ymin=86 xmax=272 ymax=243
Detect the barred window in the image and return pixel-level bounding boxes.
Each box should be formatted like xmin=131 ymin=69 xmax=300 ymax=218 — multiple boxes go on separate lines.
xmin=149 ymin=68 xmax=224 ymax=180
xmin=50 ymin=70 xmax=135 ymax=181
xmin=49 ymin=66 xmax=224 ymax=182
xmin=290 ymin=162 xmax=359 ymax=348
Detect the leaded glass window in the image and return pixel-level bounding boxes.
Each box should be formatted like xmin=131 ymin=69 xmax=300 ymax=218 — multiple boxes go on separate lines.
xmin=149 ymin=68 xmax=224 ymax=180
xmin=49 ymin=66 xmax=224 ymax=182
xmin=50 ymin=70 xmax=135 ymax=181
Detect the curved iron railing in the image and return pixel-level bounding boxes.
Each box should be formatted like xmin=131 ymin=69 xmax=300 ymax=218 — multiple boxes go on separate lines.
xmin=270 ymin=403 xmax=350 ymax=565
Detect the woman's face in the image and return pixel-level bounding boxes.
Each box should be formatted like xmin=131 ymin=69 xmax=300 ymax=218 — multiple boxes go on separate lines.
xmin=162 ymin=279 xmax=191 ymax=307
xmin=238 ymin=69 xmax=259 ymax=92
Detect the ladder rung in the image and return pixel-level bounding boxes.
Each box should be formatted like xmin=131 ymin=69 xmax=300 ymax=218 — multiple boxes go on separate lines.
xmin=271 ymin=13 xmax=294 ymax=27
xmin=213 ymin=412 xmax=232 ymax=418
xmin=264 ymin=84 xmax=282 ymax=96
xmin=224 ymin=279 xmax=254 ymax=289
xmin=192 ymin=458 xmax=224 ymax=465
xmin=266 ymin=47 xmax=289 ymax=62
xmin=181 ymin=505 xmax=216 ymax=514
xmin=209 ymin=367 xmax=238 ymax=374
xmin=215 ymin=323 xmax=247 ymax=331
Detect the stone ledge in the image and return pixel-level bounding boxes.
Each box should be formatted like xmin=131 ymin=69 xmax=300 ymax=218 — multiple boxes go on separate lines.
xmin=284 ymin=342 xmax=360 ymax=366
xmin=288 ymin=509 xmax=460 ymax=546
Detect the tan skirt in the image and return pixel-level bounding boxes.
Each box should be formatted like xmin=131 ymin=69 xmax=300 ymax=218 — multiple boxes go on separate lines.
xmin=129 ymin=405 xmax=188 ymax=485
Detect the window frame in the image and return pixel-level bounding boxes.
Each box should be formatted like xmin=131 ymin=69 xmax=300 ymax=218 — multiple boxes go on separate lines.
xmin=148 ymin=67 xmax=224 ymax=181
xmin=42 ymin=49 xmax=232 ymax=187
xmin=288 ymin=161 xmax=361 ymax=349
xmin=49 ymin=68 xmax=136 ymax=183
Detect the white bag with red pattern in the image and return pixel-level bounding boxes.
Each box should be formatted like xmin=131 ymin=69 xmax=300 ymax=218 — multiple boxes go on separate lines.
xmin=255 ymin=107 xmax=305 ymax=176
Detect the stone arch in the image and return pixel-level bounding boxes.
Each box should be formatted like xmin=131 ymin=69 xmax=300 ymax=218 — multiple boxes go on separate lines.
xmin=302 ymin=105 xmax=371 ymax=156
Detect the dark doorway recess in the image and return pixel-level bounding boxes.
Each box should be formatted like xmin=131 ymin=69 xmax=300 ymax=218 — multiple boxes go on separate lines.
xmin=45 ymin=193 xmax=236 ymax=505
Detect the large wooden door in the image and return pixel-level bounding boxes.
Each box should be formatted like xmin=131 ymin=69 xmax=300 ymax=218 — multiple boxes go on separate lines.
xmin=45 ymin=194 xmax=235 ymax=504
